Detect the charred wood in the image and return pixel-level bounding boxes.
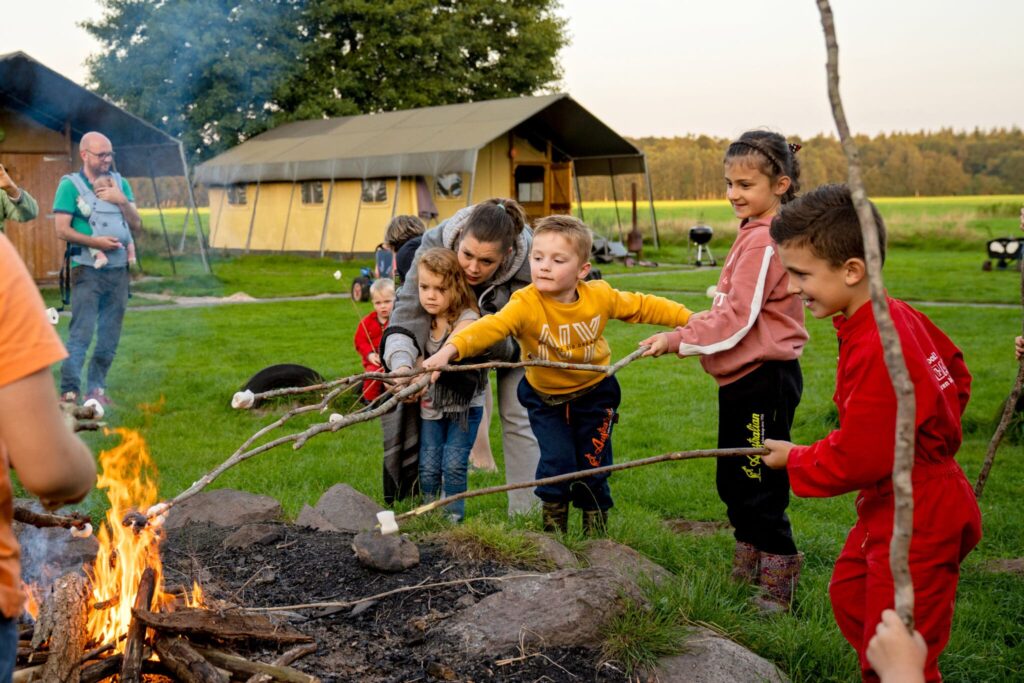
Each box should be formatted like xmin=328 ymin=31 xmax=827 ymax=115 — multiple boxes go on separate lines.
xmin=131 ymin=607 xmax=312 ymax=644
xmin=154 ymin=635 xmax=229 ymax=683
xmin=120 ymin=567 xmax=157 ymax=683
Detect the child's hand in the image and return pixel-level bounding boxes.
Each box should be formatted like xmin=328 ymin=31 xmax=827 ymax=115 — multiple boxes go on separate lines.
xmin=368 ymin=352 xmax=381 ymax=367
xmin=762 ymin=439 xmax=794 ymax=469
xmin=422 ymin=345 xmax=458 ymax=383
xmin=1016 ymin=336 xmax=1024 ymax=362
xmin=866 ymin=609 xmax=927 ymax=683
xmin=639 ymin=332 xmax=671 ymax=357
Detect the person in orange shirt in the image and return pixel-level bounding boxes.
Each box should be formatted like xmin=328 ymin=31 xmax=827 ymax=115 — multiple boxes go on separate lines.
xmin=0 ymin=234 xmax=97 ymax=679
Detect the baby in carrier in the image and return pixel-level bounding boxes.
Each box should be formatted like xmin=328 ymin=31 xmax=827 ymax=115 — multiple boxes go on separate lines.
xmin=73 ymin=173 xmax=136 ymax=269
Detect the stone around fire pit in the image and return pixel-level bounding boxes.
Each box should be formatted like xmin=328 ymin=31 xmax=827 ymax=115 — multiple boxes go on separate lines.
xmin=521 ymin=531 xmax=578 ymax=570
xmin=651 ymin=626 xmax=789 ymax=682
xmin=583 ymin=539 xmax=673 ymax=587
xmin=222 ymin=523 xmax=286 ymax=550
xmin=296 ymin=504 xmax=339 ymax=532
xmin=163 ymin=489 xmax=282 ymax=530
xmin=351 ymin=530 xmax=420 ymax=572
xmin=312 ymin=483 xmax=383 ymax=532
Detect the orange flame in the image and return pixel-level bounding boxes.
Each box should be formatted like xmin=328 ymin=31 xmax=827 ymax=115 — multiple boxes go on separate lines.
xmin=85 ymin=428 xmax=202 ymax=648
xmin=22 ymin=582 xmax=39 ymax=621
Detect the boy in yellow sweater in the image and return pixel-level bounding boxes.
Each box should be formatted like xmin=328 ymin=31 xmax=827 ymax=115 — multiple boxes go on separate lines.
xmin=423 ymin=215 xmax=692 ymax=534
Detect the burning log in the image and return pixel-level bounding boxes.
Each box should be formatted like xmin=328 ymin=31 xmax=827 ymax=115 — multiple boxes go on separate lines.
xmin=131 ymin=606 xmax=313 ymax=644
xmin=120 ymin=566 xmax=156 ymax=683
xmin=80 ymin=654 xmax=124 ymax=683
xmin=154 ymin=635 xmax=229 ymax=683
xmin=194 ymin=647 xmax=321 ymax=683
xmin=28 ymin=572 xmax=89 ymax=682
xmin=13 ymin=506 xmax=91 ymax=531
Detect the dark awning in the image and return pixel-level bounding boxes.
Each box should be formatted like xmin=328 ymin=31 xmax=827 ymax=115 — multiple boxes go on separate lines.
xmin=0 ymin=51 xmax=184 ymax=177
xmin=196 ymin=93 xmax=646 ymax=185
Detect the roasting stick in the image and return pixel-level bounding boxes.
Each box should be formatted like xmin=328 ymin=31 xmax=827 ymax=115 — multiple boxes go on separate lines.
xmin=131 ymin=347 xmax=653 ymax=529
xmin=375 ymin=447 xmax=766 ymax=534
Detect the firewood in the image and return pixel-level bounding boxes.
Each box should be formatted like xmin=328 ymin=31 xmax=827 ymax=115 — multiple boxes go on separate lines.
xmin=80 ymin=654 xmax=124 ymax=683
xmin=121 ymin=567 xmax=157 ymax=683
xmin=131 ymin=607 xmax=312 ymax=644
xmin=193 ymin=647 xmax=321 ymax=683
xmin=11 ymin=665 xmax=42 ymax=683
xmin=245 ymin=643 xmax=318 ymax=683
xmin=154 ymin=635 xmax=229 ymax=683
xmin=13 ymin=505 xmax=92 ymax=530
xmin=29 ymin=572 xmax=89 ymax=682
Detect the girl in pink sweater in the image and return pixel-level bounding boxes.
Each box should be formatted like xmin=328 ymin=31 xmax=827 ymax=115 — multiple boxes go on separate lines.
xmin=642 ymin=130 xmax=808 ymax=612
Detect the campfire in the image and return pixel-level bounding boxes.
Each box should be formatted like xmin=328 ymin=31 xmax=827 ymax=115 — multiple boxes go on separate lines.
xmin=16 ymin=429 xmax=318 ymax=682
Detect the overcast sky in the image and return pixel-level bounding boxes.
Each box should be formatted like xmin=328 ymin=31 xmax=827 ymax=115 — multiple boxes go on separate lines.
xmin=3 ymin=0 xmax=1022 ymax=139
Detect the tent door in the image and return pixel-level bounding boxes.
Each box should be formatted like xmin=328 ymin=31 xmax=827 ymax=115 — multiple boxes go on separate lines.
xmin=549 ymin=162 xmax=572 ymax=215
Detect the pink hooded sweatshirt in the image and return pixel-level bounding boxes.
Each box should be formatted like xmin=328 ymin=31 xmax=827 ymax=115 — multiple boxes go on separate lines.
xmin=663 ymin=216 xmax=807 ymax=386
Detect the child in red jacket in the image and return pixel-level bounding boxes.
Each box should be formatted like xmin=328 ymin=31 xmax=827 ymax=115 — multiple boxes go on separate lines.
xmin=353 ymin=278 xmax=395 ymax=403
xmin=764 ymin=184 xmax=981 ymax=683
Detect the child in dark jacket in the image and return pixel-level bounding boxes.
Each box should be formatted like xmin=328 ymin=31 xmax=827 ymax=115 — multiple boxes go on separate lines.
xmin=764 ymin=184 xmax=981 ymax=683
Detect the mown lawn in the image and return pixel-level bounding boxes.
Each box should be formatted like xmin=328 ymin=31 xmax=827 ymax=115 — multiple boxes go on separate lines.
xmin=27 ymin=197 xmax=1023 ymax=681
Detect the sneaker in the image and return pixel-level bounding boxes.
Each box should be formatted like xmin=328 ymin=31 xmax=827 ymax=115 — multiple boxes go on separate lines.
xmin=60 ymin=391 xmax=79 ymax=406
xmin=85 ymin=388 xmax=113 ymax=407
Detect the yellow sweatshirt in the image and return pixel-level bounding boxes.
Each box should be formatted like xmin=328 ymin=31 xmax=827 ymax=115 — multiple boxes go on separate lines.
xmin=448 ymin=280 xmax=692 ymax=395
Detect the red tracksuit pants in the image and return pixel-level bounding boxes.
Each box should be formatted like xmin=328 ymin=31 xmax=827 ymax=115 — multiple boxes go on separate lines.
xmin=828 ymin=461 xmax=981 ymax=682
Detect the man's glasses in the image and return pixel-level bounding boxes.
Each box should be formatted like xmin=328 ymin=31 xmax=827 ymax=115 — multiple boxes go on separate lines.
xmin=85 ymin=150 xmax=115 ymax=160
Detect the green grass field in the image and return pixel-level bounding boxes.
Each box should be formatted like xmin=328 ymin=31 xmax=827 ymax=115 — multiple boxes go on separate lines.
xmin=29 ymin=196 xmax=1024 ymax=681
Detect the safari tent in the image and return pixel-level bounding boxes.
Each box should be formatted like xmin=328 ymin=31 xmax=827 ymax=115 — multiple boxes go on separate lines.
xmin=0 ymin=51 xmax=198 ymax=281
xmin=195 ymin=93 xmax=656 ymax=256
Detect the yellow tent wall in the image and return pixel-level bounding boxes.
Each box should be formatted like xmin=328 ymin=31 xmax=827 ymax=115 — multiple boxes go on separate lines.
xmin=206 ymin=132 xmax=567 ymax=255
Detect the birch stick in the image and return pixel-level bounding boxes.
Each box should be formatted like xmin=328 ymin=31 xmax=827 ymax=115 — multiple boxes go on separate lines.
xmin=817 ymin=0 xmax=917 ymax=628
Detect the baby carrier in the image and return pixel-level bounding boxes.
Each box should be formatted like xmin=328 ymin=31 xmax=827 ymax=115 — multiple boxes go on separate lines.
xmin=64 ymin=172 xmax=133 ymax=269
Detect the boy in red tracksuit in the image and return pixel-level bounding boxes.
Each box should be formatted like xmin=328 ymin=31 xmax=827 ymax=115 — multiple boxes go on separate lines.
xmin=764 ymin=184 xmax=981 ymax=683
xmin=353 ymin=278 xmax=395 ymax=403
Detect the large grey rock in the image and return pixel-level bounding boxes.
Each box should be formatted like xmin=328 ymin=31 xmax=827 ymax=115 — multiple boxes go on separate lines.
xmin=653 ymin=626 xmax=789 ymax=683
xmin=443 ymin=567 xmax=643 ymax=654
xmin=296 ymin=504 xmax=339 ymax=532
xmin=313 ymin=484 xmax=383 ymax=532
xmin=163 ymin=489 xmax=282 ymax=530
xmin=522 ymin=531 xmax=578 ymax=570
xmin=352 ymin=531 xmax=420 ymax=572
xmin=583 ymin=539 xmax=673 ymax=587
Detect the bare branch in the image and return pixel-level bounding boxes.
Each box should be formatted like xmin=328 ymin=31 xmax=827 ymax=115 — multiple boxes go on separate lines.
xmin=817 ymin=0 xmax=917 ymax=628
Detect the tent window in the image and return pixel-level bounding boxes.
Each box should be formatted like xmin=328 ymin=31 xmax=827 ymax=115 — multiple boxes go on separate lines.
xmin=514 ymin=166 xmax=545 ymax=203
xmin=227 ymin=185 xmax=247 ymax=205
xmin=362 ymin=179 xmax=387 ymax=203
xmin=435 ymin=173 xmax=463 ymax=199
xmin=301 ymin=181 xmax=324 ymax=204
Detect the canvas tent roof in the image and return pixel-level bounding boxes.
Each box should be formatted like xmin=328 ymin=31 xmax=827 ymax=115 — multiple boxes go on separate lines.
xmin=0 ymin=51 xmax=184 ymax=177
xmin=195 ymin=93 xmax=645 ymax=185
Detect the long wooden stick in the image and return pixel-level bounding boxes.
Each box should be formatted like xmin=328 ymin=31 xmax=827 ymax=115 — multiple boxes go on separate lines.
xmin=13 ymin=506 xmax=91 ymax=530
xmin=154 ymin=348 xmax=651 ymax=520
xmin=394 ymin=447 xmax=764 ymax=523
xmin=817 ymin=0 xmax=917 ymax=628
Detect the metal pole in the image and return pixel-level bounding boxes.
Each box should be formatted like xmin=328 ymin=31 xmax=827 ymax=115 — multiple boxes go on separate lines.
xmin=178 ymin=143 xmax=211 ymax=274
xmin=244 ymin=178 xmax=261 ymax=253
xmin=318 ymin=175 xmax=336 ymax=257
xmin=642 ymin=155 xmax=660 ymax=249
xmin=280 ymin=180 xmax=298 ymax=252
xmin=148 ymin=166 xmax=177 ymax=275
xmin=350 ymin=180 xmax=365 ymax=255
xmin=209 ymin=184 xmax=227 ymax=248
xmin=572 ymin=160 xmax=585 ymax=221
xmin=465 ymin=149 xmax=479 ymax=207
xmin=390 ymin=174 xmax=401 ymax=219
xmin=608 ymin=159 xmax=623 ymax=242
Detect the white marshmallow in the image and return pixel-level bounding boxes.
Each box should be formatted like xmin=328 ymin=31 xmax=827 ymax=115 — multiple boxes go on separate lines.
xmin=231 ymin=389 xmax=255 ymax=409
xmin=333 ymin=270 xmax=342 ymax=280
xmin=146 ymin=502 xmax=169 ymax=518
xmin=70 ymin=523 xmax=93 ymax=539
xmin=45 ymin=307 xmax=60 ymax=325
xmin=376 ymin=510 xmax=399 ymax=535
xmin=329 ymin=413 xmax=344 ymax=424
xmin=705 ymin=285 xmax=718 ymax=298
xmin=83 ymin=398 xmax=105 ymax=419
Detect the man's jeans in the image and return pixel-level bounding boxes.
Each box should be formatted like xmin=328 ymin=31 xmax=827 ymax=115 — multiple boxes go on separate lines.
xmin=0 ymin=617 xmax=15 ymax=682
xmin=419 ymin=407 xmax=483 ymax=520
xmin=60 ymin=266 xmax=129 ymax=395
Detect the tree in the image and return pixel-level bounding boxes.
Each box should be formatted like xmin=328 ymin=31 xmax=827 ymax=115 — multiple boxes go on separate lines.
xmin=84 ymin=0 xmax=566 ymax=162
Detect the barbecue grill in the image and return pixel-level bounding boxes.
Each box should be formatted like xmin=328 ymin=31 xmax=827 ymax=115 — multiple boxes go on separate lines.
xmin=689 ymin=225 xmax=716 ymax=267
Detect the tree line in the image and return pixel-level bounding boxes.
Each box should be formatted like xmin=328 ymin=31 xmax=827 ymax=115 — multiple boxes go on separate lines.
xmin=579 ymin=128 xmax=1024 ymax=201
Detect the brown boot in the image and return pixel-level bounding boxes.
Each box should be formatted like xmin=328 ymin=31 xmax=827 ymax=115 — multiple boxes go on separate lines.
xmin=754 ymin=552 xmax=804 ymax=613
xmin=730 ymin=541 xmax=760 ymax=584
xmin=582 ymin=509 xmax=608 ymax=537
xmin=542 ymin=501 xmax=569 ymax=533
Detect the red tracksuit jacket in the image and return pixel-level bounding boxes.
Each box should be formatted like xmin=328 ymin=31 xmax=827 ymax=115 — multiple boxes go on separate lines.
xmin=354 ymin=312 xmax=386 ymax=401
xmin=787 ymin=297 xmax=981 ymax=682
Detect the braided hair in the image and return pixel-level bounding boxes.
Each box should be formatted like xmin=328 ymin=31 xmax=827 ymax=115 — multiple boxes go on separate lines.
xmin=725 ymin=131 xmax=802 ymax=204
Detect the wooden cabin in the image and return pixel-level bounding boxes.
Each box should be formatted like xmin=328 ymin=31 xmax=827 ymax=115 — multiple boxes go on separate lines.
xmin=196 ymin=94 xmax=653 ymax=255
xmin=0 ymin=52 xmax=186 ymax=281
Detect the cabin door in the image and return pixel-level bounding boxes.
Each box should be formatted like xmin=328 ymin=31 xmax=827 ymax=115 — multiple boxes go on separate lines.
xmin=0 ymin=152 xmax=72 ymax=281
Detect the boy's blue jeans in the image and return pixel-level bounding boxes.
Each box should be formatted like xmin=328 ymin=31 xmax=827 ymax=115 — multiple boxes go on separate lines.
xmin=0 ymin=617 xmax=15 ymax=682
xmin=419 ymin=407 xmax=483 ymax=520
xmin=517 ymin=375 xmax=620 ymax=511
xmin=60 ymin=265 xmax=130 ymax=395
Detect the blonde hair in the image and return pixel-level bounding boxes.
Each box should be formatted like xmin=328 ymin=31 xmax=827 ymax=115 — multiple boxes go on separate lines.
xmin=416 ymin=248 xmax=478 ymax=324
xmin=532 ymin=215 xmax=593 ymax=263
xmin=370 ymin=277 xmax=395 ymax=298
